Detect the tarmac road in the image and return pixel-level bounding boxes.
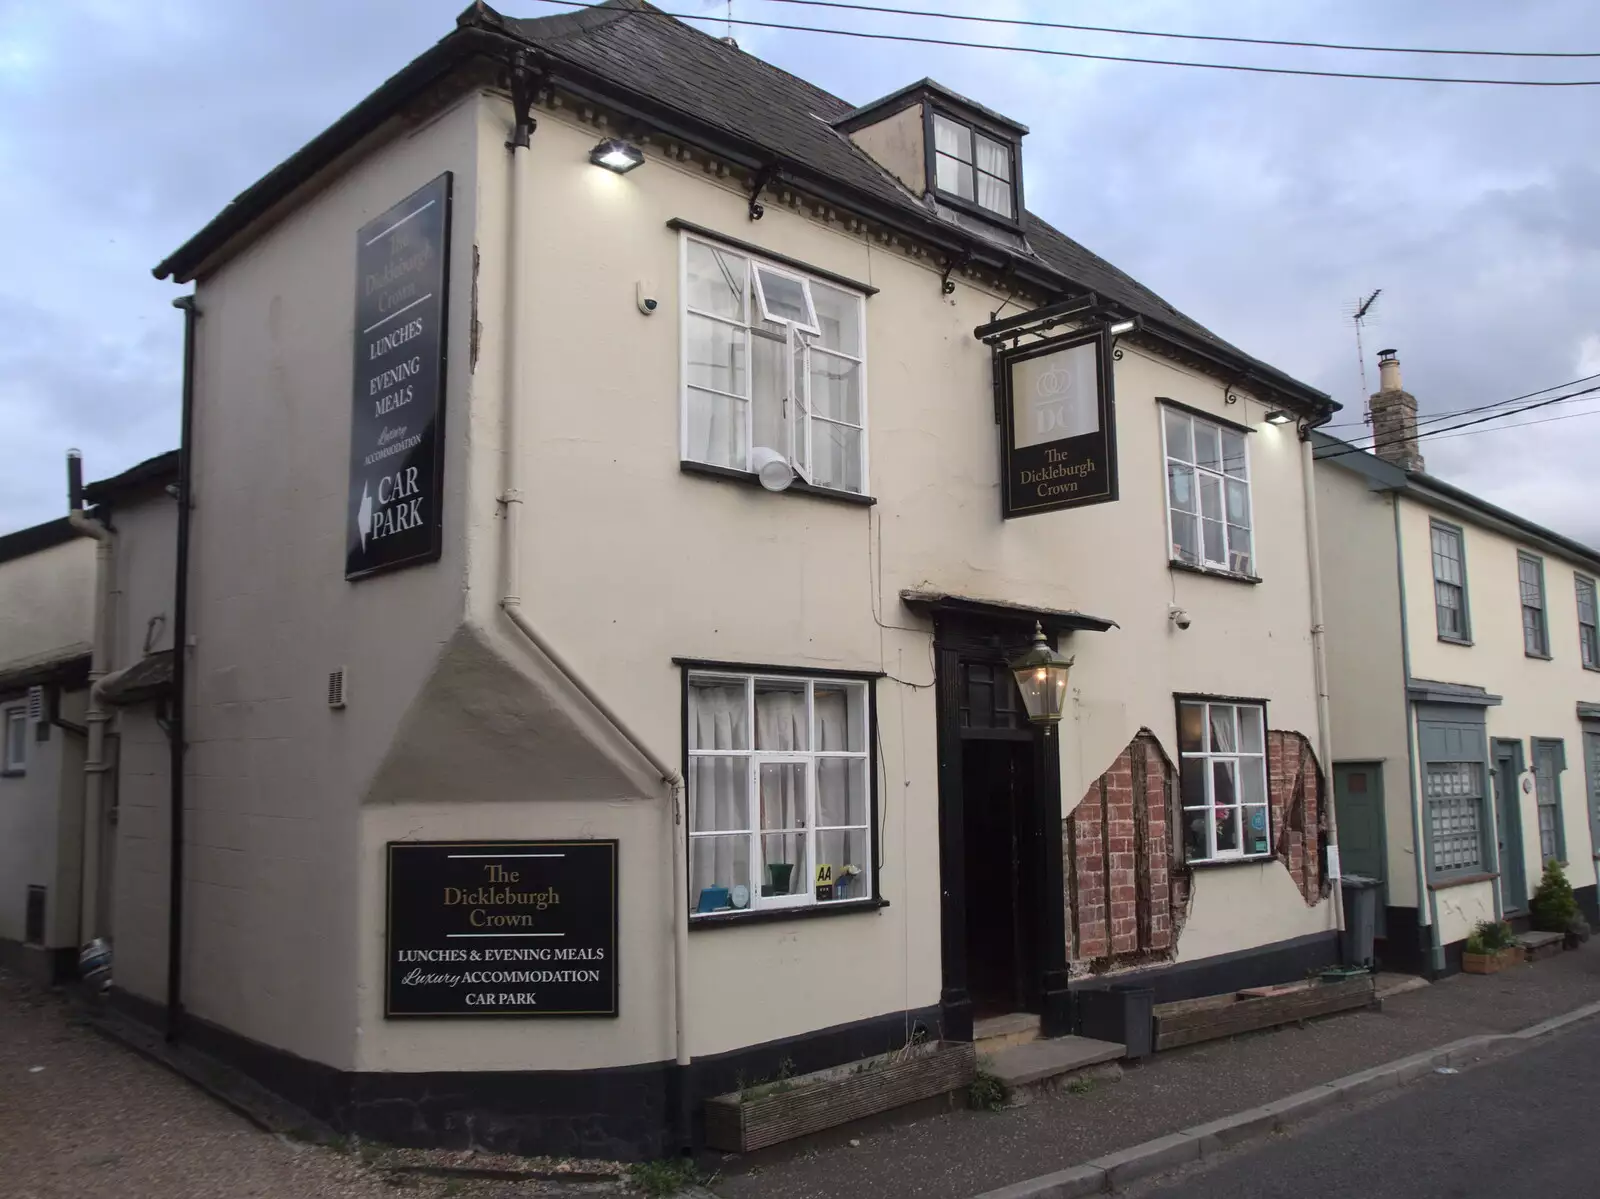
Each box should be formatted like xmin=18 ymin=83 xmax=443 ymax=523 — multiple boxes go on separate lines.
xmin=1133 ymin=1012 xmax=1600 ymax=1198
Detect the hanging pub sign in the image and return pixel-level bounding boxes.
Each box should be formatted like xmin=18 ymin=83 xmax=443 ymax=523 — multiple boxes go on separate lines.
xmin=385 ymin=840 xmax=618 ymax=1018
xmin=346 ymin=172 xmax=452 ymax=580
xmin=998 ymin=329 xmax=1118 ymax=518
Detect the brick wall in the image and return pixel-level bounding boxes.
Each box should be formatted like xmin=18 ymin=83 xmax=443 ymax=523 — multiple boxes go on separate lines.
xmin=1267 ymin=729 xmax=1326 ymax=906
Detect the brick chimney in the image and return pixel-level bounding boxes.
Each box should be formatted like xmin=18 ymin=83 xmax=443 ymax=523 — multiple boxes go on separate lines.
xmin=1369 ymin=348 xmax=1424 ymax=472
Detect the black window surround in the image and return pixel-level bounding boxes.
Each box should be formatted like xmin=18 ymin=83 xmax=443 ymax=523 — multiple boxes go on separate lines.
xmin=677 ymin=660 xmax=884 ymax=929
xmin=922 ymin=105 xmax=1025 ymax=231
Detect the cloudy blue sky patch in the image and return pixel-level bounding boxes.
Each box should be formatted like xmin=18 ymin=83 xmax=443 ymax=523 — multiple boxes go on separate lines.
xmin=2 ymin=0 xmax=1596 ymax=543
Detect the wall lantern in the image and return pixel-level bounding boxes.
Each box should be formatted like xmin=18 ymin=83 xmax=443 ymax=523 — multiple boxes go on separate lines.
xmin=1107 ymin=319 xmax=1136 ymax=336
xmin=590 ymin=138 xmax=644 ymax=173
xmin=1263 ymin=409 xmax=1293 ymax=425
xmin=1010 ymin=621 xmax=1074 ymax=725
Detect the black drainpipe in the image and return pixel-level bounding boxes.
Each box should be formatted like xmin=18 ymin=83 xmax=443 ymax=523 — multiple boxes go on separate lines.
xmin=167 ymin=294 xmax=198 ymax=1041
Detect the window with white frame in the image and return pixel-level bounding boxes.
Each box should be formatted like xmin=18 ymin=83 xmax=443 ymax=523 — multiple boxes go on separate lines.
xmin=931 ymin=112 xmax=1015 ymax=219
xmin=1424 ymin=761 xmax=1485 ymax=875
xmin=1519 ymin=553 xmax=1549 ymax=657
xmin=1177 ymin=699 xmax=1270 ymax=862
xmin=687 ymin=670 xmax=873 ymax=917
xmin=681 ymin=236 xmax=867 ymax=494
xmin=1163 ymin=407 xmax=1253 ymax=576
xmin=1576 ymin=574 xmax=1599 ymax=669
xmin=3 ymin=708 xmax=26 ymax=776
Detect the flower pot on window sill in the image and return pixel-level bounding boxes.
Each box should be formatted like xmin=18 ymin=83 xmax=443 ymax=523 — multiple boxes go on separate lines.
xmin=1461 ymin=947 xmax=1520 ymax=975
xmin=766 ymin=863 xmax=794 ymax=896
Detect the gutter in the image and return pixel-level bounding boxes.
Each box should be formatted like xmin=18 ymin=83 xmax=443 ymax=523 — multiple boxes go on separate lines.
xmin=66 ymin=451 xmax=114 ymax=948
xmin=494 ymin=68 xmax=694 ymax=1151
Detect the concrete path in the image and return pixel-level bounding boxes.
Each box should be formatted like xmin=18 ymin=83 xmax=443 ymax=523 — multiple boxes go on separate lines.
xmin=709 ymin=944 xmax=1600 ymax=1199
xmin=1125 ymin=1007 xmax=1600 ymax=1197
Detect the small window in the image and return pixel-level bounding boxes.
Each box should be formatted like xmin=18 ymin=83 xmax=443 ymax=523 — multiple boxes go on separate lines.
xmin=681 ymin=236 xmax=867 ymax=494
xmin=1424 ymin=760 xmax=1485 ymax=875
xmin=1163 ymin=407 xmax=1253 ymax=576
xmin=1533 ymin=739 xmax=1566 ymax=864
xmin=3 ymin=708 xmax=26 ymax=776
xmin=687 ymin=670 xmax=874 ymax=918
xmin=1577 ymin=575 xmax=1599 ymax=669
xmin=1177 ymin=699 xmax=1270 ymax=862
xmin=1430 ymin=521 xmax=1470 ymax=642
xmin=931 ymin=112 xmax=1015 ymax=219
xmin=1519 ymin=553 xmax=1549 ymax=657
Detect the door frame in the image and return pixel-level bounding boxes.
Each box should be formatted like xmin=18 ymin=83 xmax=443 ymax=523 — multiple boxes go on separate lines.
xmin=1332 ymin=760 xmax=1388 ymax=938
xmin=1492 ymin=738 xmax=1528 ymax=915
xmin=932 ymin=614 xmax=1070 ymax=1041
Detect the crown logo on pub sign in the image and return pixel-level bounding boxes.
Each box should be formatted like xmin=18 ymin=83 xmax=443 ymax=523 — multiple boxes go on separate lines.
xmin=1033 ymin=363 xmax=1076 ymax=400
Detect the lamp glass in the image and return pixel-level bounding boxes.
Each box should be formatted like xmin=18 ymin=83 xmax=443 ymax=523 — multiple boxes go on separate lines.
xmin=1264 ymin=410 xmax=1293 ymax=425
xmin=1009 ymin=621 xmax=1073 ymax=725
xmin=590 ymin=138 xmax=644 ymax=173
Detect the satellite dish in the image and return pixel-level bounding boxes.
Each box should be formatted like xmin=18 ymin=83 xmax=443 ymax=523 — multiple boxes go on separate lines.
xmin=751 ymin=446 xmax=795 ymax=492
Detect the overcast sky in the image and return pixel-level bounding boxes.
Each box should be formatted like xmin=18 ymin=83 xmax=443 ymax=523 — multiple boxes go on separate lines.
xmin=2 ymin=0 xmax=1597 ymax=544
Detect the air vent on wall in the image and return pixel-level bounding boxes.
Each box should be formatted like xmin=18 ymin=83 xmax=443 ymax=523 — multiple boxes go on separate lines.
xmin=327 ymin=668 xmax=347 ymax=710
xmin=26 ymin=685 xmax=45 ymax=724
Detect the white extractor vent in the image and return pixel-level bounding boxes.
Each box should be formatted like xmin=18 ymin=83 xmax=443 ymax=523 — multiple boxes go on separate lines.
xmin=327 ymin=668 xmax=347 ymax=710
xmin=26 ymin=686 xmax=45 ymax=724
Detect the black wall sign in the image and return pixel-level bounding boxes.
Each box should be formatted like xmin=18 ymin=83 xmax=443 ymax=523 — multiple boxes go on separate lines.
xmin=999 ymin=330 xmax=1118 ymax=518
xmin=386 ymin=840 xmax=618 ymax=1018
xmin=347 ymin=173 xmax=452 ymax=580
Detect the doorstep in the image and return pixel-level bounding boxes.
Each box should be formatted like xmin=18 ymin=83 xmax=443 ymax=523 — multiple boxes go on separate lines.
xmin=973 ymin=1012 xmax=1041 ymax=1054
xmin=1516 ymin=931 xmax=1564 ymax=963
xmin=980 ymin=1035 xmax=1125 ymax=1103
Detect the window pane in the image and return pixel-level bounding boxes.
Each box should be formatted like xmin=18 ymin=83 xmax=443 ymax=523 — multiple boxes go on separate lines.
xmin=4 ymin=712 xmax=23 ymax=769
xmin=816 ymin=828 xmax=870 ymax=899
xmin=935 ymin=153 xmax=974 ymax=199
xmin=686 ymin=387 xmax=746 ymax=470
xmin=1239 ymin=757 xmax=1267 ymax=808
xmin=690 ymin=678 xmax=749 ymax=750
xmin=1520 ymin=556 xmax=1543 ymax=607
xmin=1178 ymin=703 xmax=1206 ymax=755
xmin=1209 ymin=706 xmax=1237 ymax=753
xmin=974 ymin=133 xmax=1010 ymax=180
xmin=1221 ymin=430 xmax=1248 ymax=478
xmin=812 ymin=421 xmax=863 ymax=494
xmin=1215 ymin=806 xmax=1240 ymax=853
xmin=1212 ymin=758 xmax=1238 ymax=809
xmin=1203 ymin=518 xmax=1226 ymax=565
xmin=1244 ymin=805 xmax=1270 ymax=855
xmin=1199 ymin=474 xmax=1223 ymax=521
xmin=760 ymin=833 xmax=808 ymax=896
xmin=755 ymin=680 xmax=808 ymax=750
xmin=1167 ymin=462 xmax=1196 ymax=513
xmin=1164 ymin=409 xmax=1193 ymax=463
xmin=750 ymin=331 xmax=786 ymax=454
xmin=691 ymin=835 xmax=749 ymax=908
xmin=689 ymin=757 xmax=749 ymax=832
xmin=811 ymin=283 xmax=861 ymax=357
xmin=1225 ymin=479 xmax=1250 ymax=526
xmin=686 ymin=314 xmax=746 ymax=396
xmin=758 ymin=760 xmax=808 ymax=833
xmin=1182 ymin=808 xmax=1210 ymax=860
xmin=1578 ymin=578 xmax=1597 ymax=624
xmin=814 ymin=681 xmax=866 ymax=752
xmin=685 ymin=241 xmax=746 ymax=321
xmin=1194 ymin=422 xmax=1222 ymax=472
xmin=1239 ymin=706 xmax=1264 ymax=755
xmin=817 ymin=758 xmax=868 ymax=827
xmin=1180 ymin=755 xmax=1208 ymax=808
xmin=809 ymin=350 xmax=861 ymax=425
xmin=755 ymin=267 xmax=813 ymax=326
xmin=933 ymin=114 xmax=972 ymax=160
xmin=1228 ymin=526 xmax=1253 ymax=576
xmin=1169 ymin=511 xmax=1197 ymax=565
xmin=976 ymin=171 xmax=1012 ymax=217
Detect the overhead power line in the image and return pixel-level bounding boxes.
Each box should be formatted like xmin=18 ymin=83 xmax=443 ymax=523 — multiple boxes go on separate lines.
xmin=1321 ymin=370 xmax=1600 ymax=432
xmin=758 ymin=0 xmax=1600 ymax=60
xmin=1318 ymin=383 xmax=1600 ymax=460
xmin=530 ymin=2 xmax=1600 ymax=86
xmin=1421 ymin=401 xmax=1600 ymax=443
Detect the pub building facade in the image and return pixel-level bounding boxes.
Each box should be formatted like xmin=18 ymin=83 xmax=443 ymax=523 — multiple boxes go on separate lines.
xmin=125 ymin=0 xmax=1341 ymax=1157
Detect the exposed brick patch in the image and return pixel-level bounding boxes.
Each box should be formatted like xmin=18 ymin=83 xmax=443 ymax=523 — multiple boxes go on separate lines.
xmin=1268 ymin=729 xmax=1328 ymax=906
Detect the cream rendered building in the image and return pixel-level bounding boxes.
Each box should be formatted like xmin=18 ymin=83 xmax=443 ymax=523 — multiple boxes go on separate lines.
xmin=1316 ymin=352 xmax=1600 ymax=975
xmin=128 ymin=0 xmax=1344 ymax=1157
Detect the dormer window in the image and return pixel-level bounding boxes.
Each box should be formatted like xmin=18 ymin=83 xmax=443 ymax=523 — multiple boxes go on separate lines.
xmin=932 ymin=112 xmax=1014 ymax=219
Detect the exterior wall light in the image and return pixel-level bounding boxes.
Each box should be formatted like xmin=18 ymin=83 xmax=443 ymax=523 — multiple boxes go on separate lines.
xmin=1264 ymin=410 xmax=1293 ymax=425
xmin=590 ymin=138 xmax=644 ymax=173
xmin=1108 ymin=319 xmax=1136 ymax=336
xmin=1010 ymin=621 xmax=1074 ymax=725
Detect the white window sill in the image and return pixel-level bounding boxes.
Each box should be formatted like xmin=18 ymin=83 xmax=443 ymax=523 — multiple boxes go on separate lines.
xmin=1170 ymin=559 xmax=1262 ymax=586
xmin=689 ymin=897 xmax=889 ymax=928
xmin=680 ymin=460 xmax=876 ymax=507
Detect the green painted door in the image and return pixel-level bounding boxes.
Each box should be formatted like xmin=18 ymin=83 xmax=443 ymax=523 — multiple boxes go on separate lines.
xmin=1585 ymin=729 xmax=1600 ymax=867
xmin=1493 ymin=743 xmax=1527 ymax=914
xmin=1333 ymin=762 xmax=1386 ymax=937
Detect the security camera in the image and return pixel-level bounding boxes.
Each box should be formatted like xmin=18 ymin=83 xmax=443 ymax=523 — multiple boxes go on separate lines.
xmin=636 ymin=282 xmax=659 ymax=315
xmin=1169 ymin=606 xmax=1191 ymax=631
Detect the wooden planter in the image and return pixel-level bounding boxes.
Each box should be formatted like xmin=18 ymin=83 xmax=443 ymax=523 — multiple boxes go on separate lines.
xmin=1152 ymin=974 xmax=1377 ymax=1052
xmin=1462 ymin=946 xmax=1521 ymax=974
xmin=704 ymin=1041 xmax=976 ymax=1153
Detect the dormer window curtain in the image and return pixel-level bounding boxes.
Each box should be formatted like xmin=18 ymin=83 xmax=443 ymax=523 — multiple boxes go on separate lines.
xmin=931 ymin=112 xmax=1015 ymax=220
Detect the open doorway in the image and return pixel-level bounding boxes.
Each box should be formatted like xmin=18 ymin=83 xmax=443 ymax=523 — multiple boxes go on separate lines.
xmin=962 ymin=738 xmax=1039 ymax=1017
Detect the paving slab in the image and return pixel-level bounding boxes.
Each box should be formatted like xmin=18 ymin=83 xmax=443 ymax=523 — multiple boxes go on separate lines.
xmin=982 ymin=1037 xmax=1124 ymax=1088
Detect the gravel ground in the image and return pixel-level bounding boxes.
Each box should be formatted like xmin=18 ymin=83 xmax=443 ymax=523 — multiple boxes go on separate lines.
xmin=711 ymin=943 xmax=1600 ymax=1199
xmin=0 ymin=971 xmax=631 ymax=1199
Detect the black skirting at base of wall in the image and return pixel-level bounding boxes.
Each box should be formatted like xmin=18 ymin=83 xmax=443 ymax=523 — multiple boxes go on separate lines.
xmin=0 ymin=937 xmax=75 ymax=985
xmin=107 ymin=987 xmax=941 ymax=1160
xmin=1381 ymin=886 xmax=1600 ymax=980
xmin=1069 ymin=930 xmax=1341 ymax=1005
xmin=1575 ymin=884 xmax=1598 ymax=928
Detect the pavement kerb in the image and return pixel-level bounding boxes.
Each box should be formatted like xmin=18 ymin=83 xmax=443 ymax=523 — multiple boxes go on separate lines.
xmin=967 ymin=1000 xmax=1600 ymax=1199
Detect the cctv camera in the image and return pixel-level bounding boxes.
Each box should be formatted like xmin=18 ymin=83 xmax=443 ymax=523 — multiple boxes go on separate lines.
xmin=636 ymin=282 xmax=659 ymax=315
xmin=1169 ymin=606 xmax=1191 ymax=631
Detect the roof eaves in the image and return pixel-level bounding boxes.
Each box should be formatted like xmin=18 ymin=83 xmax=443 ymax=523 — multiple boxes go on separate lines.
xmin=0 ymin=517 xmax=80 ymax=566
xmin=1403 ymin=470 xmax=1600 ymax=574
xmin=83 ymin=450 xmax=180 ymax=508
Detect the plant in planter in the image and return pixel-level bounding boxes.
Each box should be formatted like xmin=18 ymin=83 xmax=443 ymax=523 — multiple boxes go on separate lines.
xmin=1529 ymin=859 xmax=1578 ymax=934
xmin=1462 ymin=918 xmax=1519 ymax=974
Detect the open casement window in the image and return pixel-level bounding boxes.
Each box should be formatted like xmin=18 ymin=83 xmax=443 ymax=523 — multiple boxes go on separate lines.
xmin=1519 ymin=552 xmax=1549 ymax=657
xmin=681 ymin=236 xmax=866 ymax=493
xmin=1177 ymin=700 xmax=1270 ymax=863
xmin=2 ymin=708 xmax=25 ymax=775
xmin=1163 ymin=408 xmax=1253 ymax=576
xmin=687 ymin=671 xmax=874 ymax=918
xmin=1576 ymin=575 xmax=1599 ymax=669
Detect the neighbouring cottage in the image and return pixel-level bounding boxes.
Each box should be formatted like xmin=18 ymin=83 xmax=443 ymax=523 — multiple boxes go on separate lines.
xmin=79 ymin=0 xmax=1347 ymax=1157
